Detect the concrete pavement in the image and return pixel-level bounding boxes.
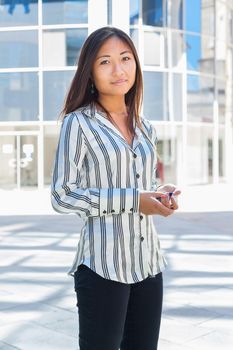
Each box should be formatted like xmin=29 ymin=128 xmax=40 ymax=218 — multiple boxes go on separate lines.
xmin=0 ymin=186 xmax=233 ymax=349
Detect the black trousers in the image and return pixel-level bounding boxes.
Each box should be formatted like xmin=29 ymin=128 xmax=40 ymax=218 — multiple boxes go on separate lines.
xmin=74 ymin=264 xmax=163 ymax=350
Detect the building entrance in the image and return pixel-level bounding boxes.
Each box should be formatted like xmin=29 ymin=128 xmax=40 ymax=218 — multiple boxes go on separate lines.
xmin=0 ymin=131 xmax=39 ymax=190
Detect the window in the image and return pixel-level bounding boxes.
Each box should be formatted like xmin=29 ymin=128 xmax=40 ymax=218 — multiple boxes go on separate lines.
xmin=43 ymin=71 xmax=75 ymax=120
xmin=143 ymin=71 xmax=168 ymax=121
xmin=143 ymin=0 xmax=164 ymax=27
xmin=0 ymin=30 xmax=38 ymax=69
xmin=42 ymin=0 xmax=88 ymax=25
xmin=187 ymin=75 xmax=214 ymax=122
xmin=0 ymin=0 xmax=38 ymax=27
xmin=0 ymin=72 xmax=39 ymax=122
xmin=130 ymin=0 xmax=139 ymax=24
xmin=169 ymin=0 xmax=183 ymax=29
xmin=42 ymin=29 xmax=87 ymax=67
xmin=185 ymin=33 xmax=214 ymax=74
xmin=185 ymin=0 xmax=214 ymax=35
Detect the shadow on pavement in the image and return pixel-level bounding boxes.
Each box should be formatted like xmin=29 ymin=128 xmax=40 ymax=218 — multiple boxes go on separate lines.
xmin=0 ymin=212 xmax=232 ymax=349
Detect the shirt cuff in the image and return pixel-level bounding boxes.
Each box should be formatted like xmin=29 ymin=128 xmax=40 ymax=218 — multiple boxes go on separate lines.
xmin=99 ymin=188 xmax=140 ymax=215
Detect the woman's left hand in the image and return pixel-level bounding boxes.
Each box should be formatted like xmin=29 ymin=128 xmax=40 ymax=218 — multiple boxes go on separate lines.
xmin=156 ymin=183 xmax=181 ymax=210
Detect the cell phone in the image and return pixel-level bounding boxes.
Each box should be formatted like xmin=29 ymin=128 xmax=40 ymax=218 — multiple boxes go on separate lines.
xmin=157 ymin=192 xmax=173 ymax=202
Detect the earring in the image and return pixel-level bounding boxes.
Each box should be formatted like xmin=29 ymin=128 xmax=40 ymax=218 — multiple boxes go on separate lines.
xmin=90 ymin=83 xmax=95 ymax=94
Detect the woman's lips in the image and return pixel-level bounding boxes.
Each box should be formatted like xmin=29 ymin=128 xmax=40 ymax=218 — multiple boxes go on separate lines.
xmin=112 ymin=79 xmax=127 ymax=85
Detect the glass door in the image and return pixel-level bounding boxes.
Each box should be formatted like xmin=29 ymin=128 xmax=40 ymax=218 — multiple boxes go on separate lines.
xmin=0 ymin=133 xmax=39 ymax=189
xmin=0 ymin=135 xmax=17 ymax=189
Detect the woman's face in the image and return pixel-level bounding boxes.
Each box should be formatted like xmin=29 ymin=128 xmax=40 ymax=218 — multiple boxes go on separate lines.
xmin=92 ymin=36 xmax=137 ymax=98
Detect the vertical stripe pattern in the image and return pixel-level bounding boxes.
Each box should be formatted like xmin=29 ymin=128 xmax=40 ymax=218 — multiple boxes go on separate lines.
xmin=51 ymin=105 xmax=167 ymax=284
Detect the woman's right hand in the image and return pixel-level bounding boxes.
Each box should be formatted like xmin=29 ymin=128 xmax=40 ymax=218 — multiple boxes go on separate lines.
xmin=139 ymin=191 xmax=175 ymax=217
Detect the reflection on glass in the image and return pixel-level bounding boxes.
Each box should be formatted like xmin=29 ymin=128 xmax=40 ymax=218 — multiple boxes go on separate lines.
xmin=130 ymin=0 xmax=139 ymax=24
xmin=172 ymin=31 xmax=185 ymax=69
xmin=20 ymin=135 xmax=38 ymax=187
xmin=185 ymin=0 xmax=214 ymax=35
xmin=0 ymin=72 xmax=39 ymax=121
xmin=215 ymin=38 xmax=228 ymax=78
xmin=144 ymin=30 xmax=166 ymax=66
xmin=0 ymin=136 xmax=17 ymax=189
xmin=0 ymin=0 xmax=38 ymax=27
xmin=43 ymin=29 xmax=87 ymax=67
xmin=228 ymin=8 xmax=233 ymax=44
xmin=219 ymin=127 xmax=225 ymax=179
xmin=217 ymin=78 xmax=226 ymax=124
xmin=186 ymin=33 xmax=214 ymax=73
xmin=185 ymin=0 xmax=201 ymax=33
xmin=0 ymin=30 xmax=38 ymax=69
xmin=42 ymin=0 xmax=88 ymax=25
xmin=108 ymin=0 xmax=112 ymax=25
xmin=143 ymin=71 xmax=168 ymax=121
xmin=187 ymin=75 xmax=214 ymax=122
xmin=187 ymin=126 xmax=214 ymax=184
xmin=130 ymin=29 xmax=138 ymax=51
xmin=155 ymin=125 xmax=182 ymax=185
xmin=143 ymin=0 xmax=164 ymax=27
xmin=172 ymin=73 xmax=182 ymax=121
xmin=43 ymin=125 xmax=60 ymax=185
xmin=144 ymin=72 xmax=182 ymax=121
xmin=168 ymin=0 xmax=183 ymax=29
xmin=0 ymin=134 xmax=38 ymax=189
xmin=186 ymin=34 xmax=201 ymax=71
xmin=43 ymin=70 xmax=75 ymax=120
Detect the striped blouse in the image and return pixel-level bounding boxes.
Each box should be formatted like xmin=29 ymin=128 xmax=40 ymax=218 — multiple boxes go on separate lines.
xmin=51 ymin=104 xmax=167 ymax=284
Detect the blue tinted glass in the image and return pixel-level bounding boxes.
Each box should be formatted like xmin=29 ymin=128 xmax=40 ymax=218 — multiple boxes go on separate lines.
xmin=108 ymin=0 xmax=112 ymax=25
xmin=66 ymin=29 xmax=87 ymax=65
xmin=42 ymin=28 xmax=87 ymax=67
xmin=168 ymin=0 xmax=183 ymax=29
xmin=185 ymin=0 xmax=201 ymax=33
xmin=186 ymin=0 xmax=214 ymax=36
xmin=143 ymin=71 xmax=168 ymax=121
xmin=130 ymin=0 xmax=139 ymax=24
xmin=143 ymin=0 xmax=164 ymax=27
xmin=130 ymin=29 xmax=138 ymax=51
xmin=186 ymin=33 xmax=214 ymax=74
xmin=187 ymin=74 xmax=214 ymax=122
xmin=0 ymin=0 xmax=38 ymax=27
xmin=0 ymin=72 xmax=39 ymax=121
xmin=42 ymin=0 xmax=88 ymax=25
xmin=186 ymin=34 xmax=201 ymax=71
xmin=0 ymin=31 xmax=38 ymax=68
xmin=43 ymin=71 xmax=75 ymax=120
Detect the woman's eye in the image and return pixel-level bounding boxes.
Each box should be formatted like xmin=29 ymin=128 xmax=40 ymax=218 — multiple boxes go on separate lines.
xmin=100 ymin=60 xmax=109 ymax=65
xmin=123 ymin=56 xmax=130 ymax=61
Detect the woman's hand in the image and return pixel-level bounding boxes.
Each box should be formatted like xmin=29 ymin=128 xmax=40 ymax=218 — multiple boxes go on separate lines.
xmin=156 ymin=183 xmax=181 ymax=210
xmin=139 ymin=191 xmax=175 ymax=217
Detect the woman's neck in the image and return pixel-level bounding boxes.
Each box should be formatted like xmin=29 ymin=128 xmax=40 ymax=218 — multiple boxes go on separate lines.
xmin=97 ymin=95 xmax=127 ymax=116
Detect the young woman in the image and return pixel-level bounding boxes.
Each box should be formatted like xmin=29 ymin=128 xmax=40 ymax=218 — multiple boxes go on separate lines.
xmin=51 ymin=26 xmax=181 ymax=350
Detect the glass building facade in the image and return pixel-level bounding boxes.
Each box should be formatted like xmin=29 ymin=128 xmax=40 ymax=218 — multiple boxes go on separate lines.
xmin=0 ymin=0 xmax=233 ymax=189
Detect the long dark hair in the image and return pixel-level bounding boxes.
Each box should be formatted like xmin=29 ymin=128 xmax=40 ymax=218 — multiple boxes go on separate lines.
xmin=60 ymin=26 xmax=143 ymax=134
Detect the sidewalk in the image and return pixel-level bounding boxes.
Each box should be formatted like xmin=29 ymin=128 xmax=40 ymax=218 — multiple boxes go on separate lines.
xmin=0 ymin=185 xmax=232 ymax=349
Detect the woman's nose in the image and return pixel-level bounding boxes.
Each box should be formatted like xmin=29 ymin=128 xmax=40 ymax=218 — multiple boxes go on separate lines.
xmin=112 ymin=63 xmax=124 ymax=76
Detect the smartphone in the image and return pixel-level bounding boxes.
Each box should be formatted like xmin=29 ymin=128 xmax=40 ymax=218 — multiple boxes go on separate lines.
xmin=157 ymin=192 xmax=173 ymax=202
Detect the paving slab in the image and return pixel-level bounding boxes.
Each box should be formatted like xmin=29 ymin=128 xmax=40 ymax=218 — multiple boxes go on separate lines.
xmin=159 ymin=317 xmax=212 ymax=345
xmin=0 ymin=342 xmax=21 ymax=350
xmin=186 ymin=330 xmax=233 ymax=350
xmin=0 ymin=192 xmax=232 ymax=350
xmin=0 ymin=322 xmax=77 ymax=350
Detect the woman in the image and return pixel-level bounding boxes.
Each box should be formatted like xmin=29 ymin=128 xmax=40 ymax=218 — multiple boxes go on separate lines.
xmin=51 ymin=26 xmax=181 ymax=350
